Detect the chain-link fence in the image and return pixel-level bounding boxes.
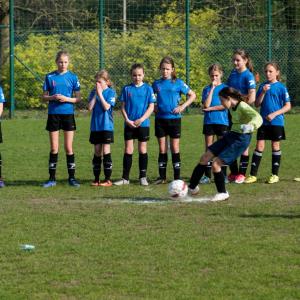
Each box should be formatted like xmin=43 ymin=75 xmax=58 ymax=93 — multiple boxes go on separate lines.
xmin=1 ymin=0 xmax=300 ymax=110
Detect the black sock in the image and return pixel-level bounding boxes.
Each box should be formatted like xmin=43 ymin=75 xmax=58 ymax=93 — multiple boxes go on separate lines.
xmin=66 ymin=154 xmax=75 ymax=179
xmin=250 ymin=150 xmax=262 ymax=176
xmin=122 ymin=153 xmax=132 ymax=180
xmin=49 ymin=152 xmax=58 ymax=181
xmin=189 ymin=163 xmax=206 ymax=189
xmin=172 ymin=152 xmax=181 ymax=180
xmin=92 ymin=155 xmax=102 ymax=182
xmin=221 ymin=165 xmax=227 ymax=177
xmin=0 ymin=152 xmax=2 ymax=179
xmin=158 ymin=153 xmax=168 ymax=180
xmin=272 ymin=150 xmax=281 ymax=175
xmin=214 ymin=171 xmax=226 ymax=193
xmin=204 ymin=161 xmax=212 ymax=178
xmin=239 ymin=155 xmax=249 ymax=175
xmin=103 ymin=153 xmax=112 ymax=181
xmin=229 ymin=160 xmax=239 ymax=175
xmin=139 ymin=153 xmax=148 ymax=179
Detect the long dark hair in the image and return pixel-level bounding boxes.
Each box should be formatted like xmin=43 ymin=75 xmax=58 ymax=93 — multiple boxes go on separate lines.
xmin=159 ymin=56 xmax=177 ymax=81
xmin=265 ymin=61 xmax=281 ymax=81
xmin=219 ymin=87 xmax=247 ymax=102
xmin=233 ymin=49 xmax=254 ymax=73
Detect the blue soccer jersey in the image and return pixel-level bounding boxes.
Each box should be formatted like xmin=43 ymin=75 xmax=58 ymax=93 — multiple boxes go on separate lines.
xmin=227 ymin=69 xmax=256 ymax=95
xmin=89 ymin=87 xmax=116 ymax=132
xmin=152 ymin=78 xmax=190 ymax=119
xmin=119 ymin=83 xmax=156 ymax=128
xmin=257 ymin=81 xmax=290 ymax=126
xmin=43 ymin=70 xmax=80 ymax=114
xmin=202 ymin=83 xmax=229 ymax=126
xmin=0 ymin=86 xmax=5 ymax=103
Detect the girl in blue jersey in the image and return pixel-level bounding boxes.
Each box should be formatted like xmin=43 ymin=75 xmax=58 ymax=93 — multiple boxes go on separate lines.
xmin=227 ymin=49 xmax=256 ymax=183
xmin=152 ymin=56 xmax=196 ymax=184
xmin=42 ymin=51 xmax=81 ymax=187
xmin=0 ymin=86 xmax=6 ymax=187
xmin=188 ymin=87 xmax=262 ymax=202
xmin=200 ymin=63 xmax=229 ymax=184
xmin=88 ymin=70 xmax=116 ymax=187
xmin=114 ymin=63 xmax=155 ymax=186
xmin=245 ymin=62 xmax=291 ymax=184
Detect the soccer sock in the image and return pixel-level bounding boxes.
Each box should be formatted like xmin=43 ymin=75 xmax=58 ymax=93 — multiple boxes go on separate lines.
xmin=0 ymin=152 xmax=2 ymax=178
xmin=272 ymin=150 xmax=281 ymax=175
xmin=158 ymin=153 xmax=168 ymax=180
xmin=239 ymin=155 xmax=249 ymax=175
xmin=172 ymin=152 xmax=181 ymax=180
xmin=92 ymin=155 xmax=102 ymax=182
xmin=66 ymin=154 xmax=76 ymax=179
xmin=204 ymin=161 xmax=212 ymax=178
xmin=48 ymin=152 xmax=58 ymax=181
xmin=103 ymin=153 xmax=112 ymax=181
xmin=214 ymin=171 xmax=226 ymax=193
xmin=189 ymin=163 xmax=206 ymax=189
xmin=250 ymin=149 xmax=263 ymax=176
xmin=229 ymin=160 xmax=239 ymax=175
xmin=139 ymin=153 xmax=148 ymax=179
xmin=221 ymin=165 xmax=227 ymax=177
xmin=122 ymin=153 xmax=132 ymax=180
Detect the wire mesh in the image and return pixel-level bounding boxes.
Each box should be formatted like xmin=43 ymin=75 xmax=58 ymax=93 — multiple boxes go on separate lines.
xmin=1 ymin=0 xmax=299 ymax=109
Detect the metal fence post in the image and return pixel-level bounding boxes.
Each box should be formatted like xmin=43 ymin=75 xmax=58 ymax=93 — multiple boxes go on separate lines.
xmin=9 ymin=0 xmax=15 ymax=118
xmin=99 ymin=0 xmax=104 ymax=69
xmin=267 ymin=0 xmax=272 ymax=61
xmin=185 ymin=0 xmax=190 ymax=86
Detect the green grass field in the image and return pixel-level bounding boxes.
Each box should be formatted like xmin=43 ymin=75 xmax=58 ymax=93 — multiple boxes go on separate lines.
xmin=1 ymin=112 xmax=300 ymax=299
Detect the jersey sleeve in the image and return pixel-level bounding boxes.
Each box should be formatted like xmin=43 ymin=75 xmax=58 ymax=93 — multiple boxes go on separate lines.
xmin=73 ymin=75 xmax=81 ymax=92
xmin=88 ymin=89 xmax=96 ymax=102
xmin=179 ymin=79 xmax=190 ymax=95
xmin=119 ymin=86 xmax=126 ymax=102
xmin=0 ymin=86 xmax=5 ymax=103
xmin=43 ymin=75 xmax=50 ymax=92
xmin=106 ymin=89 xmax=117 ymax=107
xmin=247 ymin=73 xmax=256 ymax=90
xmin=201 ymin=86 xmax=209 ymax=103
xmin=283 ymin=86 xmax=290 ymax=103
xmin=147 ymin=86 xmax=156 ymax=104
xmin=256 ymin=83 xmax=264 ymax=98
xmin=241 ymin=102 xmax=263 ymax=131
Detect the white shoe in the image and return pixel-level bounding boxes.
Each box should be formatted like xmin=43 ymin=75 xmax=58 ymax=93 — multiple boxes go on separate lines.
xmin=114 ymin=179 xmax=130 ymax=186
xmin=188 ymin=185 xmax=199 ymax=195
xmin=211 ymin=191 xmax=229 ymax=202
xmin=140 ymin=177 xmax=149 ymax=186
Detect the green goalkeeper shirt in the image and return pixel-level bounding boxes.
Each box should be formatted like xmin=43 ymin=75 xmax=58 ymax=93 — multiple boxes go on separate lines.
xmin=230 ymin=101 xmax=263 ymax=134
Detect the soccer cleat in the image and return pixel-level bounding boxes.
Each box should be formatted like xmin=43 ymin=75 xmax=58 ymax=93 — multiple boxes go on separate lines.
xmin=235 ymin=174 xmax=246 ymax=184
xmin=188 ymin=185 xmax=200 ymax=196
xmin=153 ymin=177 xmax=167 ymax=185
xmin=244 ymin=175 xmax=257 ymax=184
xmin=68 ymin=178 xmax=80 ymax=187
xmin=266 ymin=174 xmax=279 ymax=184
xmin=114 ymin=179 xmax=130 ymax=186
xmin=227 ymin=173 xmax=237 ymax=183
xmin=91 ymin=180 xmax=100 ymax=186
xmin=43 ymin=180 xmax=57 ymax=188
xmin=294 ymin=177 xmax=300 ymax=182
xmin=139 ymin=177 xmax=149 ymax=186
xmin=0 ymin=179 xmax=5 ymax=188
xmin=99 ymin=180 xmax=113 ymax=187
xmin=199 ymin=175 xmax=211 ymax=184
xmin=210 ymin=191 xmax=229 ymax=202
xmin=224 ymin=176 xmax=229 ymax=184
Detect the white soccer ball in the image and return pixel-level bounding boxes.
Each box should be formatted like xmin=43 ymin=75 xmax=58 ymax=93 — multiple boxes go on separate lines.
xmin=168 ymin=180 xmax=188 ymax=198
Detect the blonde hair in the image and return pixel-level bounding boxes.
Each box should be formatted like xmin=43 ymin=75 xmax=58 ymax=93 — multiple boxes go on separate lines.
xmin=95 ymin=69 xmax=112 ymax=87
xmin=208 ymin=63 xmax=223 ymax=76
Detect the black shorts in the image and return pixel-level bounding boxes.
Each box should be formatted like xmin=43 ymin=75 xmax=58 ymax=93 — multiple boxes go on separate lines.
xmin=202 ymin=124 xmax=229 ymax=136
xmin=46 ymin=114 xmax=76 ymax=132
xmin=124 ymin=126 xmax=150 ymax=142
xmin=155 ymin=118 xmax=181 ymax=139
xmin=257 ymin=125 xmax=286 ymax=141
xmin=0 ymin=122 xmax=2 ymax=143
xmin=89 ymin=131 xmax=114 ymax=144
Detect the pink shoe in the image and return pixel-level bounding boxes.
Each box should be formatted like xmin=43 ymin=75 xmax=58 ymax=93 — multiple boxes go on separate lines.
xmin=235 ymin=174 xmax=246 ymax=184
xmin=227 ymin=174 xmax=236 ymax=183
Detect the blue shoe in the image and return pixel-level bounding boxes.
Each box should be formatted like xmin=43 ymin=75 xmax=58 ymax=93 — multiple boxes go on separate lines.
xmin=0 ymin=180 xmax=5 ymax=188
xmin=199 ymin=176 xmax=211 ymax=184
xmin=68 ymin=178 xmax=80 ymax=187
xmin=43 ymin=180 xmax=56 ymax=188
xmin=224 ymin=176 xmax=229 ymax=184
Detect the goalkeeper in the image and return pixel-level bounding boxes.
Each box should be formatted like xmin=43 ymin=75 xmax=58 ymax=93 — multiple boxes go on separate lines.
xmin=188 ymin=87 xmax=262 ymax=202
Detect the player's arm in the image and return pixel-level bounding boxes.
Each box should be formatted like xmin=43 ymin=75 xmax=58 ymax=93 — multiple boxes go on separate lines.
xmin=174 ymin=89 xmax=196 ymax=114
xmin=88 ymin=95 xmax=96 ymax=111
xmin=134 ymin=103 xmax=154 ymax=127
xmin=0 ymin=103 xmax=3 ymax=117
xmin=255 ymin=84 xmax=269 ymax=107
xmin=57 ymin=91 xmax=81 ymax=104
xmin=96 ymin=83 xmax=111 ymax=111
xmin=121 ymin=102 xmax=136 ymax=128
xmin=203 ymin=105 xmax=226 ymax=112
xmin=266 ymin=102 xmax=291 ymax=122
xmin=246 ymin=88 xmax=256 ymax=105
xmin=42 ymin=91 xmax=59 ymax=102
xmin=241 ymin=104 xmax=263 ymax=132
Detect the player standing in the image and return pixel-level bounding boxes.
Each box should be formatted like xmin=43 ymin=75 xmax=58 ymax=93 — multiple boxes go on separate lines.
xmin=42 ymin=50 xmax=81 ymax=187
xmin=88 ymin=70 xmax=116 ymax=187
xmin=227 ymin=49 xmax=256 ymax=183
xmin=152 ymin=56 xmax=196 ymax=184
xmin=0 ymin=85 xmax=6 ymax=187
xmin=245 ymin=62 xmax=291 ymax=184
xmin=114 ymin=63 xmax=155 ymax=186
xmin=200 ymin=63 xmax=229 ymax=184
xmin=188 ymin=87 xmax=262 ymax=201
